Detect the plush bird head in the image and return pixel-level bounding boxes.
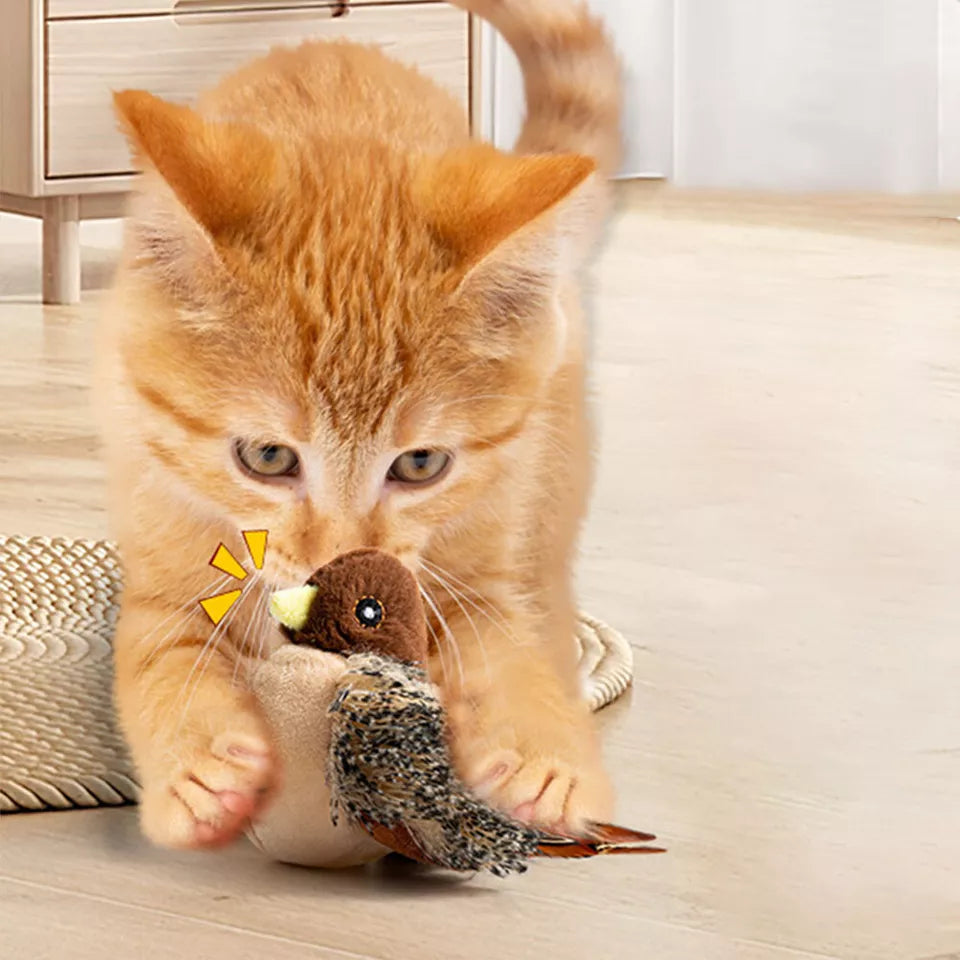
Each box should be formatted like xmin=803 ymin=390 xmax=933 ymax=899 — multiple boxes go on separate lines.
xmin=269 ymin=549 xmax=428 ymax=664
xmin=267 ymin=549 xmax=664 ymax=876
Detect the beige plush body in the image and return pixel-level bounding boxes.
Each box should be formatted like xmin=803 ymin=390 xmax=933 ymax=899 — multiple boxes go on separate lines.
xmin=246 ymin=645 xmax=385 ymax=867
xmin=97 ymin=0 xmax=624 ymax=850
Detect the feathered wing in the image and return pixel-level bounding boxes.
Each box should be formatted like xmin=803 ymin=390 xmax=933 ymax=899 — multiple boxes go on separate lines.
xmin=327 ymin=654 xmax=663 ymax=876
xmin=327 ymin=654 xmax=541 ymax=876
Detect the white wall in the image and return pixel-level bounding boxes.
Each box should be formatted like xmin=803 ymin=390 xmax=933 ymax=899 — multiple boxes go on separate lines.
xmin=941 ymin=0 xmax=960 ymax=190
xmin=674 ymin=0 xmax=943 ymax=192
xmin=486 ymin=0 xmax=959 ymax=192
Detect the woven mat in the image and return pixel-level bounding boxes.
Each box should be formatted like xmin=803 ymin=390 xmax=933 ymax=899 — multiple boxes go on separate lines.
xmin=0 ymin=535 xmax=634 ymax=813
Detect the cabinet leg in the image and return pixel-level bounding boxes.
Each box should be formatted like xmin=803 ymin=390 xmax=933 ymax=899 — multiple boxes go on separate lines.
xmin=42 ymin=196 xmax=81 ymax=305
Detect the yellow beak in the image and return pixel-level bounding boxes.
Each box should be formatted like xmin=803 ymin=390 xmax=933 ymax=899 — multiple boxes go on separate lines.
xmin=268 ymin=585 xmax=319 ymax=631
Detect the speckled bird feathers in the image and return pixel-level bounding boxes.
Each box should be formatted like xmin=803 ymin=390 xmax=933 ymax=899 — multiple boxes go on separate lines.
xmin=327 ymin=653 xmax=542 ymax=876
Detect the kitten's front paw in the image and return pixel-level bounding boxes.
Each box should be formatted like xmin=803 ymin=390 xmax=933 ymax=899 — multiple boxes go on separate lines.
xmin=138 ymin=718 xmax=276 ymax=850
xmin=448 ymin=699 xmax=613 ymax=834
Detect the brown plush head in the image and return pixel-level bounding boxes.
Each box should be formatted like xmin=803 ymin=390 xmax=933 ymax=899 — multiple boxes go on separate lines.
xmin=269 ymin=549 xmax=428 ymax=664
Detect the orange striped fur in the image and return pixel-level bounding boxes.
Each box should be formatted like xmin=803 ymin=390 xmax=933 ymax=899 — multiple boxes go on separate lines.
xmin=97 ymin=0 xmax=623 ymax=850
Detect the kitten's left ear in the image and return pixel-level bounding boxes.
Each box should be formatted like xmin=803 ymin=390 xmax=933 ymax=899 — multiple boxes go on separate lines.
xmin=113 ymin=89 xmax=280 ymax=243
xmin=415 ymin=145 xmax=596 ymax=274
xmin=415 ymin=145 xmax=598 ymax=344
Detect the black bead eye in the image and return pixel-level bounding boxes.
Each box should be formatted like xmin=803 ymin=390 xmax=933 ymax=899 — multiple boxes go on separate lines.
xmin=354 ymin=597 xmax=384 ymax=629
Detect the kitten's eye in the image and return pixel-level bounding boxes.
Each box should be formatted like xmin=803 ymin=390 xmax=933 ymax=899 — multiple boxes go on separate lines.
xmin=388 ymin=449 xmax=452 ymax=486
xmin=234 ymin=440 xmax=300 ymax=479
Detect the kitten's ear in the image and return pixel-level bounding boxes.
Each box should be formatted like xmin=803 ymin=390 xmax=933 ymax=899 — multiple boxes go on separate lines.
xmin=417 ymin=145 xmax=596 ymax=273
xmin=113 ymin=89 xmax=279 ymax=243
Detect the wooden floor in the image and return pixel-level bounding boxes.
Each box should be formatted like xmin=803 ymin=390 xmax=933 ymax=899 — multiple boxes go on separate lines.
xmin=2 ymin=185 xmax=959 ymax=960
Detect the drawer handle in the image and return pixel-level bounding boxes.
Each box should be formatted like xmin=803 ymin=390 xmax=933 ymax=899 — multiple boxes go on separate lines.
xmin=173 ymin=0 xmax=351 ymax=15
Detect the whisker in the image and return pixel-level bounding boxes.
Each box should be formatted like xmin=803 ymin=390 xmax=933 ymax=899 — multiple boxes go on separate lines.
xmin=251 ymin=578 xmax=279 ymax=674
xmin=172 ymin=580 xmax=248 ymax=735
xmin=230 ymin=572 xmax=263 ymax=687
xmin=418 ymin=583 xmax=465 ymax=692
xmin=422 ymin=611 xmax=449 ymax=690
xmin=419 ymin=559 xmax=526 ymax=654
xmin=419 ymin=559 xmax=512 ymax=632
xmin=131 ymin=518 xmax=223 ymax=659
xmin=253 ymin=580 xmax=275 ymax=665
xmin=417 ymin=563 xmax=491 ymax=680
xmin=137 ymin=572 xmax=235 ymax=674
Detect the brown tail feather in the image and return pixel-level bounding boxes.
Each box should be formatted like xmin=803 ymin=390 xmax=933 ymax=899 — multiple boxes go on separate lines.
xmin=359 ymin=814 xmax=666 ymax=869
xmin=536 ymin=822 xmax=666 ymax=859
xmin=359 ymin=816 xmax=434 ymax=866
xmin=588 ymin=822 xmax=659 ymax=845
xmin=537 ymin=840 xmax=667 ymax=859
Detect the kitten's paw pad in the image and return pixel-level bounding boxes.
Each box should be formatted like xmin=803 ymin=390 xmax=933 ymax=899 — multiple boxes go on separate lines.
xmin=468 ymin=749 xmax=524 ymax=799
xmin=454 ymin=725 xmax=613 ymax=835
xmin=477 ymin=754 xmax=613 ymax=835
xmin=443 ymin=681 xmax=613 ymax=832
xmin=140 ymin=731 xmax=275 ymax=850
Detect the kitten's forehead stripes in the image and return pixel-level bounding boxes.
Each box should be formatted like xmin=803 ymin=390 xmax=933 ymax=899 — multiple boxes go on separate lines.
xmin=146 ymin=437 xmax=276 ymax=514
xmin=462 ymin=413 xmax=531 ymax=453
xmin=132 ymin=378 xmax=222 ymax=438
xmin=306 ymin=344 xmax=417 ymax=446
xmin=145 ymin=437 xmax=187 ymax=477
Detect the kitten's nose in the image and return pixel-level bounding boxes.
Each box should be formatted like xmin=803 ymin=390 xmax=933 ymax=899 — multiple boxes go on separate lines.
xmin=296 ymin=522 xmax=365 ymax=575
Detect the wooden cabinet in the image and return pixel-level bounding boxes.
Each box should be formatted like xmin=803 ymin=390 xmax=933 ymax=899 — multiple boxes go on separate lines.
xmin=0 ymin=0 xmax=472 ymax=303
xmin=46 ymin=0 xmax=412 ymax=17
xmin=46 ymin=6 xmax=468 ymax=178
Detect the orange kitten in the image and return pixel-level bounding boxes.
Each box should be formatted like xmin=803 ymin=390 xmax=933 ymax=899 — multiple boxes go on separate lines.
xmin=97 ymin=0 xmax=623 ymax=850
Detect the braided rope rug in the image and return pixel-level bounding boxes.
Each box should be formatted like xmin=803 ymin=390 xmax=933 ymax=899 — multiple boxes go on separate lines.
xmin=0 ymin=535 xmax=634 ymax=813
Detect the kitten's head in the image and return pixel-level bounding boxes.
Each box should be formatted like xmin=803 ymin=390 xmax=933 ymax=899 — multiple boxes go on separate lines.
xmin=111 ymin=90 xmax=594 ymax=584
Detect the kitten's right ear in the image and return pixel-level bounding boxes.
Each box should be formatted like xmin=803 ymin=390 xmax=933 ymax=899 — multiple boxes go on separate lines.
xmin=113 ymin=89 xmax=279 ymax=244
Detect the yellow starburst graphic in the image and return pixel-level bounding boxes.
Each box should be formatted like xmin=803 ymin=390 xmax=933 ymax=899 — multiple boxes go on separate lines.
xmin=198 ymin=530 xmax=268 ymax=625
xmin=209 ymin=544 xmax=248 ymax=581
xmin=242 ymin=529 xmax=267 ymax=570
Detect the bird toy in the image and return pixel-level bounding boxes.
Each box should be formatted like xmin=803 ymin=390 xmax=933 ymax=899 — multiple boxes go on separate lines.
xmin=254 ymin=549 xmax=664 ymax=876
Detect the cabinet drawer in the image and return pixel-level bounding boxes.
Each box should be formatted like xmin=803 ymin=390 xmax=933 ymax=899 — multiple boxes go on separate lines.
xmin=47 ymin=0 xmax=421 ymax=20
xmin=46 ymin=4 xmax=468 ymax=178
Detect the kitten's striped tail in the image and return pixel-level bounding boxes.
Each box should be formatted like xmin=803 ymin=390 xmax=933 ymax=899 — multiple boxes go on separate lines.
xmin=457 ymin=0 xmax=624 ymax=175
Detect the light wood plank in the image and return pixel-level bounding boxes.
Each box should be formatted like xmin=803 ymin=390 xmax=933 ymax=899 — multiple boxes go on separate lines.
xmin=2 ymin=191 xmax=128 ymax=218
xmin=0 ymin=0 xmax=44 ymax=196
xmin=46 ymin=4 xmax=469 ymax=178
xmin=78 ymin=192 xmax=129 ymax=219
xmin=0 ymin=877 xmax=353 ymax=960
xmin=48 ymin=0 xmax=425 ymax=19
xmin=1 ymin=809 xmax=841 ymax=960
xmin=0 ymin=193 xmax=45 ymax=218
xmin=42 ymin=195 xmax=81 ymax=304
